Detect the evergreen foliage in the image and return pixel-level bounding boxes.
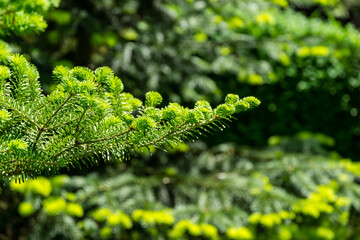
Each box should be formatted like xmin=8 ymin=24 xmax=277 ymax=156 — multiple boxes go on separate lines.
xmin=0 ymin=0 xmax=59 ymax=60
xmin=2 ymin=1 xmax=360 ymax=240
xmin=0 ymin=1 xmax=260 ymax=179
xmin=31 ymin=0 xmax=360 ymax=159
xmin=287 ymin=0 xmax=360 ymax=18
xmin=4 ymin=138 xmax=360 ymax=239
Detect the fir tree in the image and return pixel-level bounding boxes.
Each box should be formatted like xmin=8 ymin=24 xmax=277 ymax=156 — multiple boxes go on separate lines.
xmin=2 ymin=1 xmax=360 ymax=240
xmin=0 ymin=1 xmax=260 ymax=179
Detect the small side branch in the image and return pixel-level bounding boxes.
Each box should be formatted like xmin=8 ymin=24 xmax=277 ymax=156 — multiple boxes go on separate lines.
xmin=52 ymin=128 xmax=133 ymax=159
xmin=74 ymin=105 xmax=90 ymax=144
xmin=134 ymin=115 xmax=222 ymax=149
xmin=0 ymin=96 xmax=41 ymax=129
xmin=40 ymin=94 xmax=74 ymax=130
xmin=32 ymin=94 xmax=73 ymax=150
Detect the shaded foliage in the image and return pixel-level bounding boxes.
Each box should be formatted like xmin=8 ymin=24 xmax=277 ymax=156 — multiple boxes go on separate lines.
xmin=3 ymin=138 xmax=360 ymax=239
xmin=22 ymin=0 xmax=360 ymax=159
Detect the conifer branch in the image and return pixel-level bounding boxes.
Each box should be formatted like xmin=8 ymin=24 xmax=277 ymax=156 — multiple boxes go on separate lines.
xmin=0 ymin=57 xmax=260 ymax=178
xmin=44 ymin=119 xmax=75 ymax=131
xmin=52 ymin=143 xmax=87 ymax=159
xmin=33 ymin=93 xmax=73 ymax=149
xmin=74 ymin=104 xmax=90 ymax=144
xmin=80 ymin=128 xmax=133 ymax=145
xmin=52 ymin=128 xmax=133 ymax=159
xmin=41 ymin=93 xmax=73 ymax=130
xmin=0 ymin=96 xmax=41 ymax=129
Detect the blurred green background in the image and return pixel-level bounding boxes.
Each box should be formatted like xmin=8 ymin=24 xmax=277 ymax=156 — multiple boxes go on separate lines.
xmin=3 ymin=0 xmax=360 ymax=239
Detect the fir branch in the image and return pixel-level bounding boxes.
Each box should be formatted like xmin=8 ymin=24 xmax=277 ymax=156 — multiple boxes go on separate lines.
xmin=0 ymin=57 xmax=260 ymax=178
xmin=0 ymin=96 xmax=41 ymax=129
xmin=44 ymin=118 xmax=75 ymax=131
xmin=41 ymin=93 xmax=73 ymax=130
xmin=135 ymin=115 xmax=226 ymax=150
xmin=33 ymin=93 xmax=73 ymax=149
xmin=51 ymin=128 xmax=133 ymax=160
xmin=80 ymin=128 xmax=133 ymax=145
xmin=74 ymin=103 xmax=90 ymax=144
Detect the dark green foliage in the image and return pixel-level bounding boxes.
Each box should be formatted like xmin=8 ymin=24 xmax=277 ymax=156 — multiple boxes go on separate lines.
xmin=288 ymin=0 xmax=360 ymax=19
xmin=4 ymin=138 xmax=360 ymax=239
